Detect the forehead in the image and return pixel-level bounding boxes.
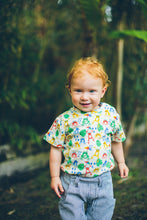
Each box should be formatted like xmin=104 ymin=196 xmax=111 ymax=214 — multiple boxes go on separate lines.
xmin=71 ymin=71 xmax=103 ymax=87
xmin=72 ymin=69 xmax=95 ymax=79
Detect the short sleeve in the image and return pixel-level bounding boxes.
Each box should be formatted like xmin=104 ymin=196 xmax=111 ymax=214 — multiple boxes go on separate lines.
xmin=111 ymin=111 xmax=126 ymax=142
xmin=43 ymin=116 xmax=65 ymax=148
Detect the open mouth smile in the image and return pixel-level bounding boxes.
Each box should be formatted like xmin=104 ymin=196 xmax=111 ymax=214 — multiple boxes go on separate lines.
xmin=80 ymin=103 xmax=91 ymax=106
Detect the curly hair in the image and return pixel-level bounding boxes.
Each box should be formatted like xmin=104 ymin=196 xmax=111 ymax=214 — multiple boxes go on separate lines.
xmin=67 ymin=57 xmax=111 ymax=88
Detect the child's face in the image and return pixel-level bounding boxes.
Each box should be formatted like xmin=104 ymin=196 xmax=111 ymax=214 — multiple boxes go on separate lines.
xmin=69 ymin=71 xmax=107 ymax=112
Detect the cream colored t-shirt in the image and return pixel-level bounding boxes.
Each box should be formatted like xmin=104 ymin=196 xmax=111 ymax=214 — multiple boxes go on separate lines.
xmin=44 ymin=103 xmax=126 ymax=177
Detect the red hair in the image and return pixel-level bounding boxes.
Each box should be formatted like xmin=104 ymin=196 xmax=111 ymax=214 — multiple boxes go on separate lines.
xmin=67 ymin=57 xmax=111 ymax=88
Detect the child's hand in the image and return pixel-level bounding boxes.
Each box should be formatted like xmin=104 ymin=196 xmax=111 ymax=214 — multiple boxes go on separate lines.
xmin=50 ymin=177 xmax=64 ymax=198
xmin=118 ymin=162 xmax=129 ymax=178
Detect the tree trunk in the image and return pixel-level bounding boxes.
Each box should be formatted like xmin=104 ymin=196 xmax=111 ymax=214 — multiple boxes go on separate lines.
xmin=116 ymin=21 xmax=125 ymax=118
xmin=79 ymin=1 xmax=98 ymax=58
xmin=81 ymin=14 xmax=97 ymax=57
xmin=116 ymin=38 xmax=124 ymax=117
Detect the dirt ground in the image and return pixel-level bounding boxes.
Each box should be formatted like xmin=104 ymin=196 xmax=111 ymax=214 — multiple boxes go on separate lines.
xmin=0 ymin=139 xmax=146 ymax=220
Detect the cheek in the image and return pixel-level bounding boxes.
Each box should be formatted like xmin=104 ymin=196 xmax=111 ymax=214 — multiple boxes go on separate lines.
xmin=92 ymin=94 xmax=100 ymax=101
xmin=91 ymin=95 xmax=101 ymax=105
xmin=71 ymin=94 xmax=79 ymax=103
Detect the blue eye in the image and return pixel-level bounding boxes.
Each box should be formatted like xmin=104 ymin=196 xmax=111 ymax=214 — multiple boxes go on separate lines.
xmin=90 ymin=90 xmax=95 ymax=93
xmin=76 ymin=89 xmax=82 ymax=92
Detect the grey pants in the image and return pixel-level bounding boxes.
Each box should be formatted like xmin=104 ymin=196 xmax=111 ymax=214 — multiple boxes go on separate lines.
xmin=59 ymin=171 xmax=116 ymax=220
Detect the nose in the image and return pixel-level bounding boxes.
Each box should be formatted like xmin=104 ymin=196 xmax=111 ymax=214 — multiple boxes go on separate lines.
xmin=80 ymin=92 xmax=88 ymax=100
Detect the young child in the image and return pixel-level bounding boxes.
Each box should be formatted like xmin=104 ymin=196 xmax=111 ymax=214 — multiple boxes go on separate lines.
xmin=44 ymin=57 xmax=129 ymax=220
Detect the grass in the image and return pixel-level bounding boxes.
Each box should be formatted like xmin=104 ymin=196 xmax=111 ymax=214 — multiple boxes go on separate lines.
xmin=112 ymin=169 xmax=147 ymax=220
xmin=0 ymin=168 xmax=59 ymax=220
xmin=0 ymin=139 xmax=146 ymax=219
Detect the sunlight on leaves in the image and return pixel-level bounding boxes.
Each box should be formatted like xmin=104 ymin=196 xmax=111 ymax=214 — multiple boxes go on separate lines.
xmin=7 ymin=209 xmax=16 ymax=215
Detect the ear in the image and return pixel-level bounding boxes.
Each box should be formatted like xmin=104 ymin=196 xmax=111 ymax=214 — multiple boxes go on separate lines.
xmin=101 ymin=86 xmax=107 ymax=98
xmin=66 ymin=85 xmax=71 ymax=94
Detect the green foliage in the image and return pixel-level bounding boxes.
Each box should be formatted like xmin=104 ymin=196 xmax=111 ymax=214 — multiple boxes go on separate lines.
xmin=136 ymin=0 xmax=147 ymax=20
xmin=0 ymin=120 xmax=40 ymax=152
xmin=109 ymin=30 xmax=147 ymax=42
xmin=79 ymin=0 xmax=101 ymax=28
xmin=122 ymin=35 xmax=147 ymax=121
xmin=0 ymin=0 xmax=83 ymax=152
xmin=0 ymin=0 xmax=146 ymax=153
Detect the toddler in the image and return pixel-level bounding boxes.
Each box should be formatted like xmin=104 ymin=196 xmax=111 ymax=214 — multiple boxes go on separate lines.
xmin=44 ymin=57 xmax=129 ymax=220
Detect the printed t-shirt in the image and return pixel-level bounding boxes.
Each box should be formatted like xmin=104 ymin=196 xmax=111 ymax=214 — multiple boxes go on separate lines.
xmin=44 ymin=103 xmax=126 ymax=177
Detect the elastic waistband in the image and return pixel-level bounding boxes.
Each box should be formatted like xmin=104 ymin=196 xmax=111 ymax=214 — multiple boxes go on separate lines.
xmin=61 ymin=171 xmax=110 ymax=183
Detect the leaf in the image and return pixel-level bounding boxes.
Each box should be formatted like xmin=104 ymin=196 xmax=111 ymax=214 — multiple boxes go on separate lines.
xmin=136 ymin=0 xmax=147 ymax=9
xmin=135 ymin=0 xmax=147 ymax=20
xmin=79 ymin=0 xmax=101 ymax=28
xmin=9 ymin=187 xmax=15 ymax=194
xmin=7 ymin=210 xmax=16 ymax=215
xmin=117 ymin=176 xmax=132 ymax=184
xmin=109 ymin=30 xmax=147 ymax=42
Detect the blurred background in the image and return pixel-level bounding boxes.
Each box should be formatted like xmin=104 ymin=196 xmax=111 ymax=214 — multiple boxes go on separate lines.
xmin=0 ymin=0 xmax=147 ymax=155
xmin=0 ymin=0 xmax=147 ymax=219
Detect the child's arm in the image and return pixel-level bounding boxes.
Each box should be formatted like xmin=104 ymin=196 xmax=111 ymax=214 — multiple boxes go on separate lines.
xmin=49 ymin=145 xmax=64 ymax=198
xmin=111 ymin=141 xmax=129 ymax=178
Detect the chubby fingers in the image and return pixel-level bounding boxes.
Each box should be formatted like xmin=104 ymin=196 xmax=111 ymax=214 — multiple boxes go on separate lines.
xmin=58 ymin=182 xmax=64 ymax=197
xmin=54 ymin=185 xmax=64 ymax=198
xmin=118 ymin=163 xmax=129 ymax=178
xmin=50 ymin=177 xmax=64 ymax=198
